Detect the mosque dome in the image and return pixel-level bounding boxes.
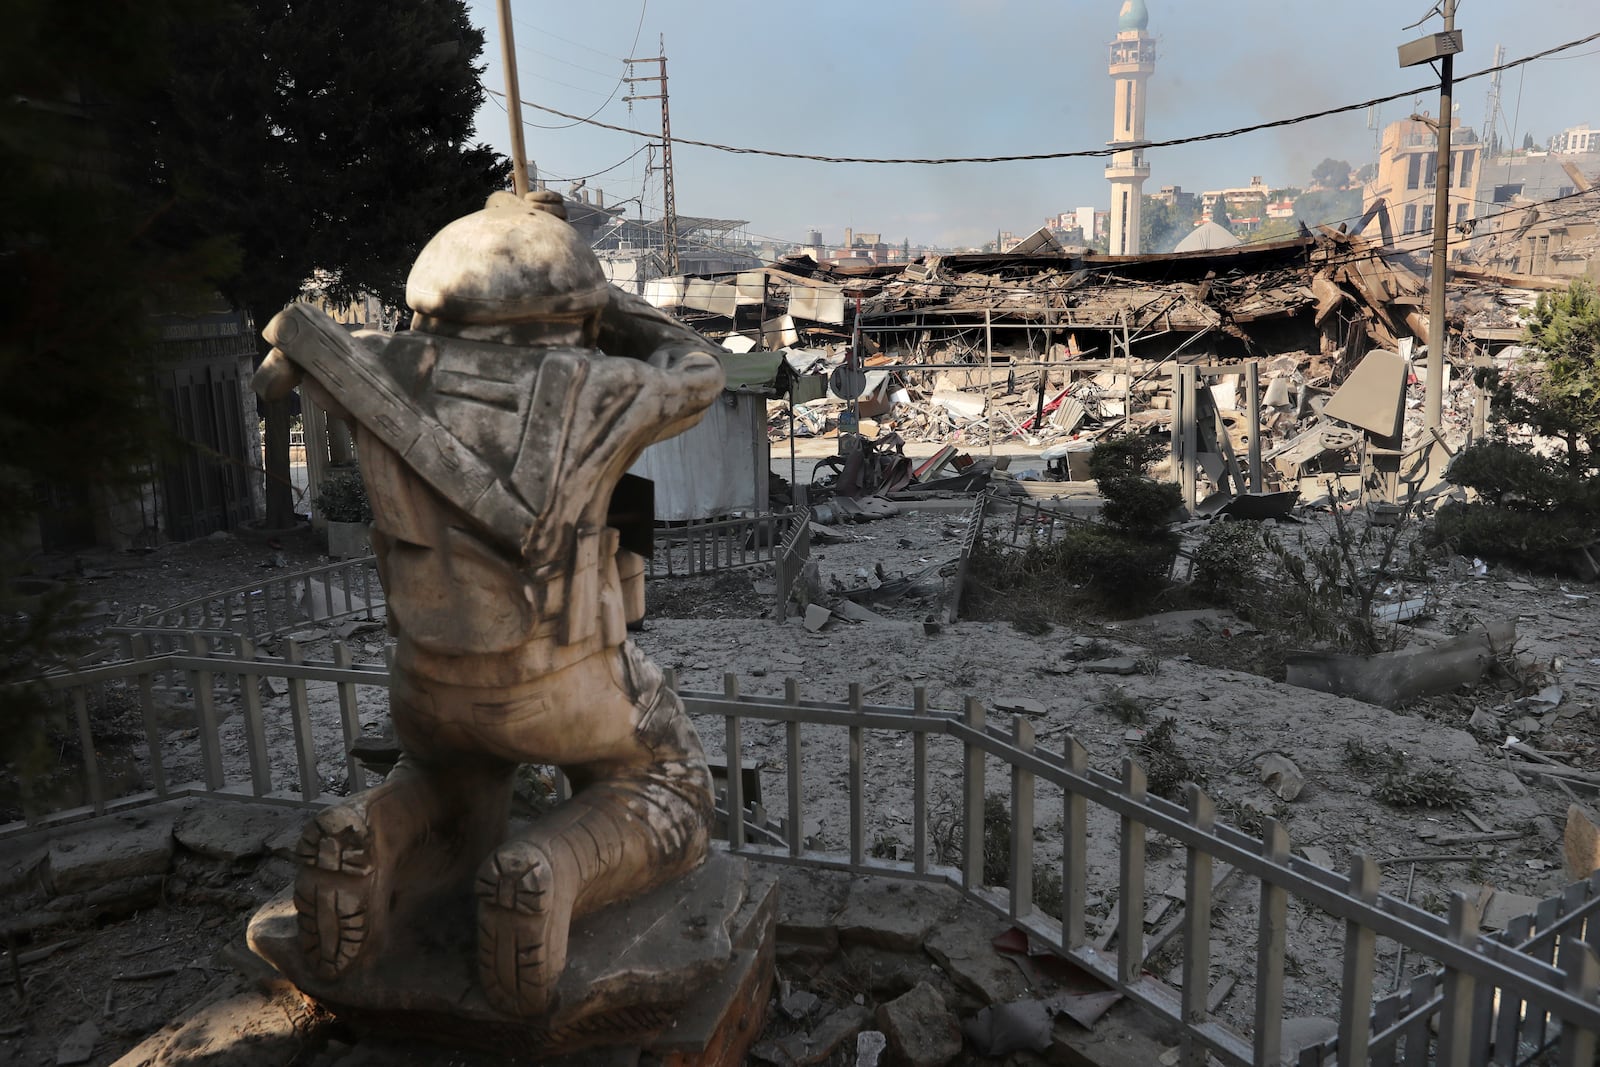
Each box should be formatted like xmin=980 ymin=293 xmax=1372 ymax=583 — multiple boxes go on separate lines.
xmin=1118 ymin=0 xmax=1149 ymax=32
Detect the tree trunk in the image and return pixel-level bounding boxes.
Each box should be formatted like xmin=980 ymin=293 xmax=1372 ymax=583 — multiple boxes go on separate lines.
xmin=263 ymin=395 xmax=296 ymax=528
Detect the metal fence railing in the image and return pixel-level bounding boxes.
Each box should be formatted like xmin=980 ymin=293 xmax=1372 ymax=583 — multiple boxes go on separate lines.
xmin=9 ymin=644 xmax=1600 ymax=1067
xmin=644 ymin=510 xmax=805 ymax=581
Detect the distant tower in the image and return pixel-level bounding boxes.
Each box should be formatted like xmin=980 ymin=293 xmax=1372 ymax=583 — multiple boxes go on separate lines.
xmin=1107 ymin=0 xmax=1155 ymax=256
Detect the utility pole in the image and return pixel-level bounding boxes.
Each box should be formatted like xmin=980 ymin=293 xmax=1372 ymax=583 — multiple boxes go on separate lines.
xmin=1425 ymin=0 xmax=1456 ymax=432
xmin=1399 ymin=0 xmax=1462 ymax=431
xmin=624 ymin=38 xmax=678 ymax=275
xmin=493 ymin=0 xmax=529 ymax=196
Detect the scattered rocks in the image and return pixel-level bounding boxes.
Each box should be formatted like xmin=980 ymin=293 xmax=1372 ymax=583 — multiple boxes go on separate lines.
xmin=781 ymin=990 xmax=821 ymax=1021
xmin=924 ymin=916 xmax=1032 ymax=1005
xmin=55 ymin=1020 xmax=99 ymax=1065
xmin=875 ymin=982 xmax=962 ymax=1067
xmin=803 ymin=604 xmax=832 ymax=633
xmin=854 ymin=1030 xmax=887 ymax=1067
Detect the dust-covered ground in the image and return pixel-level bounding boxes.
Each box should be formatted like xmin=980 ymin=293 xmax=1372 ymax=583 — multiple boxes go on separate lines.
xmin=5 ymin=502 xmax=1600 ymax=1061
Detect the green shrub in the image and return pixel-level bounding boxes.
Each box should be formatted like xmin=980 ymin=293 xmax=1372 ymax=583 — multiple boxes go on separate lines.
xmin=1191 ymin=521 xmax=1267 ymax=601
xmin=1430 ymin=500 xmax=1596 ymax=570
xmin=1090 ymin=433 xmax=1184 ymax=536
xmin=314 ymin=469 xmax=372 ymax=523
xmin=1445 ymin=441 xmax=1597 ymax=513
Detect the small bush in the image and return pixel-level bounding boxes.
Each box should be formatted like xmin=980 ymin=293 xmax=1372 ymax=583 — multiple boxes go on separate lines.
xmin=314 ymin=469 xmax=372 ymax=523
xmin=1135 ymin=717 xmax=1202 ymax=800
xmin=1430 ymin=500 xmax=1596 ymax=571
xmin=1374 ymin=767 xmax=1471 ymax=809
xmin=1191 ymin=521 xmax=1268 ymax=601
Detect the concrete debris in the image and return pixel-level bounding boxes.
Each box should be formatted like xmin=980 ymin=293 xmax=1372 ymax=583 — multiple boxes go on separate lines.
xmin=1284 ymin=621 xmax=1516 ymax=708
xmin=1259 ymin=754 xmax=1306 ymax=802
xmin=782 ymin=990 xmax=821 ymax=1021
xmin=1082 ymin=657 xmax=1140 ymax=675
xmin=803 ymin=604 xmax=832 ymax=633
xmin=875 ymin=982 xmax=963 ymax=1067
xmin=962 ymin=998 xmax=1054 ymax=1056
xmin=993 ymin=695 xmax=1046 ymax=716
xmin=854 ymin=1030 xmax=888 ymax=1067
xmin=55 ymin=1021 xmax=99 ymax=1066
xmin=45 ymin=812 xmax=177 ymax=896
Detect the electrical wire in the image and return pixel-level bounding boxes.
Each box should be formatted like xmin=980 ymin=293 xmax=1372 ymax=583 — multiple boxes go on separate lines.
xmin=519 ymin=0 xmax=649 ymax=131
xmin=537 ymin=143 xmax=653 ymax=184
xmin=493 ymin=29 xmax=1600 ymax=165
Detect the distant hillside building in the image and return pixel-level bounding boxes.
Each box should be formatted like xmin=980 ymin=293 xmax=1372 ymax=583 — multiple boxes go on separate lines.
xmin=1362 ymin=115 xmax=1482 ymax=254
xmin=1552 ymin=124 xmax=1600 ymax=155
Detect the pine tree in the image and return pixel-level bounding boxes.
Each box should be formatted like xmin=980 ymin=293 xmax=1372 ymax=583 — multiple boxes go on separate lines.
xmin=120 ymin=0 xmax=510 ymax=526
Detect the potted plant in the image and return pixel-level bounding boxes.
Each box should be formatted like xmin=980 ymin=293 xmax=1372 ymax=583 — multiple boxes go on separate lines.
xmin=314 ymin=468 xmax=372 ymax=559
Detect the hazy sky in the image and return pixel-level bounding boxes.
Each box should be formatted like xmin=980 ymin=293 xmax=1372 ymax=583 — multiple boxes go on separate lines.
xmin=461 ymin=1 xmax=1599 ymax=249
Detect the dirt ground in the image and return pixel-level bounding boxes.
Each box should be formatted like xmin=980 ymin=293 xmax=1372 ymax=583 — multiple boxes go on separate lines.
xmin=5 ymin=500 xmax=1600 ymax=1063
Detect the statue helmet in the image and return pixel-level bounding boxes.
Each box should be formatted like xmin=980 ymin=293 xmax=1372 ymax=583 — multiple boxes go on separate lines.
xmin=406 ymin=190 xmax=609 ymax=335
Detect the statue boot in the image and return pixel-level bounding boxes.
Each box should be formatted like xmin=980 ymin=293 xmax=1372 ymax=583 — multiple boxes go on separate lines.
xmin=475 ymin=670 xmax=712 ymax=1016
xmin=294 ymin=752 xmax=515 ymax=979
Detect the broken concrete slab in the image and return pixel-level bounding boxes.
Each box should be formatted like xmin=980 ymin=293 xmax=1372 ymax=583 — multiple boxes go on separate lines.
xmin=1082 ymin=657 xmax=1139 ymax=676
xmin=855 ymin=1030 xmax=888 ymax=1067
xmin=56 ymin=1020 xmax=99 ymax=1066
xmin=803 ymin=604 xmax=832 ymax=632
xmin=775 ymin=867 xmax=849 ymax=959
xmin=876 ymin=982 xmax=962 ymax=1067
xmin=836 ymin=876 xmax=951 ymax=952
xmin=923 ymin=918 xmax=1033 ymax=1006
xmin=1279 ymin=1017 xmax=1338 ymax=1066
xmin=1284 ymin=621 xmax=1515 ymax=708
xmin=173 ymin=804 xmax=304 ymax=863
xmin=107 ymin=977 xmax=326 ymax=1067
xmin=992 ymin=695 xmax=1046 ymax=717
xmin=45 ymin=810 xmax=177 ymax=896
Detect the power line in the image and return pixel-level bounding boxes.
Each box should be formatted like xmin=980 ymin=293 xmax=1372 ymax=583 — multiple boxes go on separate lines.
xmin=496 ymin=29 xmax=1600 ymax=165
xmin=518 ymin=0 xmax=648 ymax=131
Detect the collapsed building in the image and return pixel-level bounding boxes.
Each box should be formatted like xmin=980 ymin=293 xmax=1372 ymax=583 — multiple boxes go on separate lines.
xmin=644 ymin=225 xmax=1560 ymax=512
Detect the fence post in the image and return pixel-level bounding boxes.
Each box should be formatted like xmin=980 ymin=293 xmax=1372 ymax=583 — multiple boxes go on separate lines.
xmin=848 ymin=682 xmax=865 ymax=868
xmin=1009 ymin=716 xmax=1035 ymax=921
xmin=1558 ymin=939 xmax=1600 ymax=1067
xmin=188 ymin=633 xmax=224 ymax=791
xmin=1254 ymin=819 xmax=1291 ymax=1067
xmin=1436 ymin=892 xmax=1481 ymax=1067
xmin=285 ymin=638 xmax=320 ymax=802
xmin=1337 ymin=855 xmax=1381 ymax=1067
xmin=785 ymin=677 xmax=803 ymax=857
xmin=724 ymin=673 xmax=744 ymax=850
xmin=962 ymin=697 xmax=986 ymax=891
xmin=1180 ymin=785 xmax=1215 ymax=1067
xmin=130 ymin=635 xmax=167 ymax=797
xmin=1117 ymin=758 xmax=1148 ymax=984
xmin=236 ymin=637 xmax=270 ymax=795
xmin=1062 ymin=735 xmax=1088 ymax=950
xmin=333 ymin=643 xmax=364 ymax=793
xmin=912 ymin=687 xmax=929 ymax=876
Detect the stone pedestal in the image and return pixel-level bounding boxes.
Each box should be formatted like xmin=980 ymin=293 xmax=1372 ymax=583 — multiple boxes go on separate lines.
xmin=247 ymin=852 xmax=775 ymax=1065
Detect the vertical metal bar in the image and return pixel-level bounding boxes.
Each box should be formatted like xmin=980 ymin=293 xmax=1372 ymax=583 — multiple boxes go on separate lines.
xmin=1180 ymin=786 xmax=1215 ymax=1067
xmin=1526 ymin=897 xmax=1562 ymax=1050
xmin=1370 ymin=996 xmax=1400 ymax=1067
xmin=1170 ymin=362 xmax=1185 ymax=506
xmin=1246 ymin=360 xmax=1263 ymax=493
xmin=1117 ymin=758 xmax=1148 ymax=984
xmin=912 ymin=686 xmax=929 ymax=876
xmin=1338 ymin=855 xmax=1381 ymax=1067
xmin=1436 ymin=893 xmax=1479 ymax=1067
xmin=1063 ymin=736 xmax=1088 ymax=949
xmin=285 ymin=638 xmax=320 ymax=801
xmin=1401 ymin=974 xmax=1437 ymax=1066
xmin=724 ymin=673 xmax=744 ymax=849
xmin=72 ymin=687 xmax=104 ymax=814
xmin=333 ymin=643 xmax=364 ymax=793
xmin=321 ymin=569 xmax=335 ymax=619
xmin=1254 ymin=819 xmax=1290 ymax=1067
xmin=1558 ymin=938 xmax=1600 ymax=1067
xmin=1009 ymin=716 xmax=1035 ymax=921
xmin=188 ymin=633 xmax=224 ymax=791
xmin=1493 ymin=913 xmax=1536 ymax=1065
xmin=961 ymin=696 xmax=985 ymax=890
xmin=131 ymin=636 xmax=167 ymax=796
xmin=494 ymin=0 xmax=529 ymax=196
xmin=1182 ymin=365 xmax=1199 ymax=512
xmin=237 ymin=638 xmax=270 ymax=795
xmin=785 ymin=677 xmax=802 ymax=857
xmin=848 ymin=682 xmax=865 ymax=867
